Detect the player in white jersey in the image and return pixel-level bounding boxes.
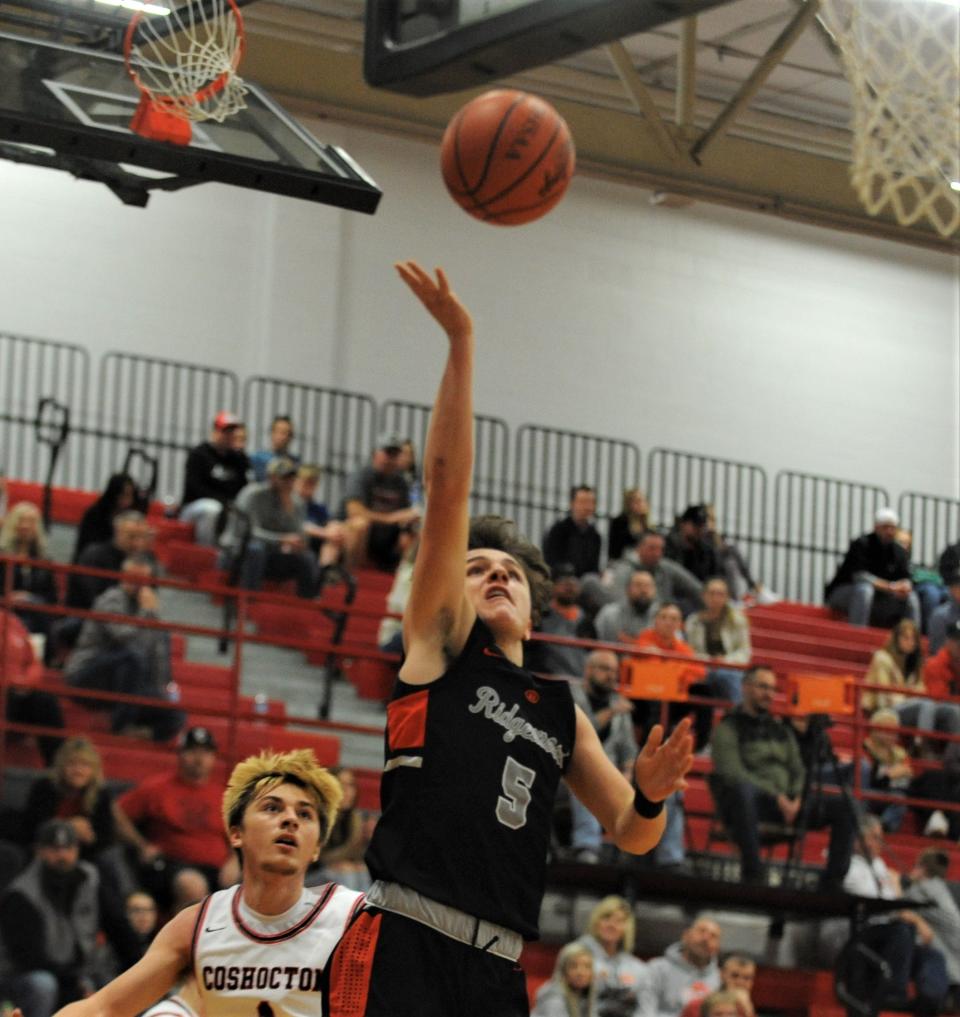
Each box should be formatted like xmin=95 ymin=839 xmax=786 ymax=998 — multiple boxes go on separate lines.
xmin=17 ymin=749 xmax=361 ymax=1017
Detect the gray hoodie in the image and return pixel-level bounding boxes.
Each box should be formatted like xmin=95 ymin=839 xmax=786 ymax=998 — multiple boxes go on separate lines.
xmin=575 ymin=933 xmax=650 ymax=1016
xmin=642 ymin=942 xmax=720 ymax=1017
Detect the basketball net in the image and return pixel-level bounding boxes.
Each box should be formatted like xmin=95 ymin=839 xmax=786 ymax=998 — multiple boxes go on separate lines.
xmin=125 ymin=0 xmax=248 ymax=146
xmin=819 ymin=0 xmax=960 ymax=237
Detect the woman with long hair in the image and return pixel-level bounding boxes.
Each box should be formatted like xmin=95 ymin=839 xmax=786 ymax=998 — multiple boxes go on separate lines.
xmin=532 ymin=942 xmax=598 ymax=1017
xmin=576 ymin=896 xmax=649 ymax=1015
xmin=684 ymin=576 xmax=751 ymax=706
xmin=73 ymin=473 xmax=142 ymax=561
xmin=607 ymin=489 xmax=651 ymax=563
xmin=864 ymin=619 xmax=960 ymax=741
xmin=0 ymin=500 xmax=58 ymax=635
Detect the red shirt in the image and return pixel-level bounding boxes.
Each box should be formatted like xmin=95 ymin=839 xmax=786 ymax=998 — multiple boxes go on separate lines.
xmin=119 ymin=771 xmax=228 ymax=868
xmin=923 ymin=648 xmax=960 ymax=700
xmin=632 ymin=628 xmax=707 ymax=682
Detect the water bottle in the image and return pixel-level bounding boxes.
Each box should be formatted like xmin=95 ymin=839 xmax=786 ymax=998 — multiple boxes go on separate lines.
xmin=166 ymin=680 xmax=181 ymax=704
xmin=409 ymin=481 xmax=423 ymax=509
xmin=253 ymin=692 xmax=269 ymax=716
xmin=162 ymin=495 xmax=178 ymax=519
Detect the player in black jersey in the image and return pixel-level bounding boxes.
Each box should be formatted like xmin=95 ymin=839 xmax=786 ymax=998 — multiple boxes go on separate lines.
xmin=326 ymin=262 xmax=694 ymax=1017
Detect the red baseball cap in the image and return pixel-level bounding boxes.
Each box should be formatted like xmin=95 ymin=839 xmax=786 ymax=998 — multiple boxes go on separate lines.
xmin=213 ymin=411 xmax=241 ymax=431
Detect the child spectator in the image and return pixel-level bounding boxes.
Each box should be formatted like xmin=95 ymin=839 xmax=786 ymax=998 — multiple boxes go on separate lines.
xmin=532 ymin=942 xmax=598 ymax=1017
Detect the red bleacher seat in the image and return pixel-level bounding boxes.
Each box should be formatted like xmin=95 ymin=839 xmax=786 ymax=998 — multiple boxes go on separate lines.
xmin=162 ymin=541 xmax=219 ymax=581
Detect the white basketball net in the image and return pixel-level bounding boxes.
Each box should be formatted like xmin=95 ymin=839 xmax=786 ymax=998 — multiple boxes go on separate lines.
xmin=126 ymin=0 xmax=248 ymax=123
xmin=819 ymin=0 xmax=960 ymax=237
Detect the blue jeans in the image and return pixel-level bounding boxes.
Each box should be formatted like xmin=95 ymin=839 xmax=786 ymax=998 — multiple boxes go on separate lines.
xmin=896 ymin=698 xmax=960 ymax=736
xmin=569 ymin=790 xmax=685 ymax=866
xmin=241 ymin=539 xmax=319 ymax=599
xmin=915 ymin=581 xmax=948 ymax=636
xmin=828 ymin=581 xmax=920 ymax=628
xmin=5 ymin=970 xmax=59 ymax=1017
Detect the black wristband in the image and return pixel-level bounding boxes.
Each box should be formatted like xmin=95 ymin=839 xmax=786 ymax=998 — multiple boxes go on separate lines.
xmin=632 ymin=785 xmax=665 ymax=819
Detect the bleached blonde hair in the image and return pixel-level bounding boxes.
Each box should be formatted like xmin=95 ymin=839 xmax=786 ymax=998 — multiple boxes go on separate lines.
xmin=222 ymin=749 xmax=343 ymax=845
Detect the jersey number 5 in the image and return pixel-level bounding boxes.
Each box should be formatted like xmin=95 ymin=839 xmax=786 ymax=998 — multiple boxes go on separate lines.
xmin=497 ymin=756 xmax=536 ymax=830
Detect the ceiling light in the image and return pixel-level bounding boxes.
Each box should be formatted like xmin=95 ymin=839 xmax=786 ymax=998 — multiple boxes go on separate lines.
xmin=93 ymin=0 xmax=171 ymax=15
xmin=951 ymin=181 xmax=960 ymax=192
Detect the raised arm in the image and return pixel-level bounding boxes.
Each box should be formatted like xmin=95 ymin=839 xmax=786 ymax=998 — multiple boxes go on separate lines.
xmin=395 ymin=262 xmax=477 ymax=684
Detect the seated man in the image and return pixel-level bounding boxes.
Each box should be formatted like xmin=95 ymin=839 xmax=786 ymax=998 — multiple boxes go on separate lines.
xmin=528 ymin=563 xmax=594 ymax=677
xmin=66 ymin=511 xmax=153 ymax=611
xmin=665 ymin=504 xmax=720 ymax=584
xmin=679 ymin=952 xmax=757 ymax=1017
xmin=837 ymin=816 xmax=948 ymax=1017
xmin=248 ymin=414 xmax=299 ymax=482
xmin=542 ymin=485 xmax=602 ymax=578
xmin=825 ymin=508 xmax=920 ymax=628
xmin=709 ymin=666 xmax=855 ymax=888
xmin=232 ymin=456 xmax=318 ymax=599
xmin=115 ymin=726 xmax=238 ymax=910
xmin=179 ymin=412 xmax=250 ymax=546
xmin=594 ymin=568 xmax=659 ymax=644
xmin=0 ymin=820 xmax=101 ymax=1017
xmin=294 ymin=464 xmax=346 ymax=570
xmin=645 ymin=916 xmax=722 ymax=1017
xmin=601 ymin=531 xmax=703 ymax=618
xmin=928 ymin=571 xmax=960 ymax=653
xmin=64 ymin=555 xmax=182 ymax=741
xmin=339 ymin=431 xmax=419 ymax=571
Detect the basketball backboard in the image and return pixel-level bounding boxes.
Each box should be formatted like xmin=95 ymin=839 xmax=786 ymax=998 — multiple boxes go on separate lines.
xmin=364 ymin=0 xmax=739 ymax=96
xmin=0 ymin=29 xmax=382 ymax=210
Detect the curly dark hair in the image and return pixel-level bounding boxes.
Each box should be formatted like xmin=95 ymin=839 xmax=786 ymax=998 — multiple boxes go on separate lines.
xmin=467 ymin=515 xmax=552 ymax=625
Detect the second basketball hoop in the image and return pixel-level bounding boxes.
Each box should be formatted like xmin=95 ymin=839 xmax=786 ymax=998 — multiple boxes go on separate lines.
xmin=124 ymin=0 xmax=248 ymax=145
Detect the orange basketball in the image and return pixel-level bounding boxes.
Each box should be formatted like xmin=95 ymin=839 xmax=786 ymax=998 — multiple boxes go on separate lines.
xmin=441 ymin=89 xmax=575 ymax=226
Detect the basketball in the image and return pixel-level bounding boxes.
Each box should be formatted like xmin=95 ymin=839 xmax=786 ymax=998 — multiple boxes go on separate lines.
xmin=440 ymin=89 xmax=575 ymax=226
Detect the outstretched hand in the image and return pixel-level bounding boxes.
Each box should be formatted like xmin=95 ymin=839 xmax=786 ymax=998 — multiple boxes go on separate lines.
xmin=633 ymin=715 xmax=694 ymax=803
xmin=395 ymin=261 xmax=473 ymax=344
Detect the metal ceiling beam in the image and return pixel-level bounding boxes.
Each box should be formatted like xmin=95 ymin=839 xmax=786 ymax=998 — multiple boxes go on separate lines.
xmin=691 ymin=0 xmax=822 ymax=163
xmin=606 ymin=39 xmax=683 ymax=163
xmin=676 ymin=16 xmax=698 ymax=139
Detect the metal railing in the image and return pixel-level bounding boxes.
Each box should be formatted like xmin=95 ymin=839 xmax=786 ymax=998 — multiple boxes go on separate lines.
xmin=94 ymin=353 xmax=240 ymax=502
xmin=509 ymin=424 xmax=641 ymax=549
xmin=898 ymin=490 xmax=960 ymax=570
xmin=770 ymin=471 xmax=891 ymax=603
xmin=647 ymin=448 xmax=768 ymax=580
xmin=0 ymin=333 xmax=91 ymax=490
xmin=243 ymin=376 xmax=377 ymax=511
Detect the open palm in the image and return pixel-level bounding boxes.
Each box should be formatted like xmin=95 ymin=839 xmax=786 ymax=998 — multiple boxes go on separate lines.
xmin=634 ymin=715 xmax=694 ymax=802
xmin=395 ymin=261 xmax=473 ymax=343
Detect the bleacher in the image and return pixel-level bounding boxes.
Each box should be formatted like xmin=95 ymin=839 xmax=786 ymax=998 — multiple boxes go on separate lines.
xmin=3 ymin=475 xmax=960 ymax=1017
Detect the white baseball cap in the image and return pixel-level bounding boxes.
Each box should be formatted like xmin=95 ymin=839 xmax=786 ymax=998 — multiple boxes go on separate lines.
xmin=875 ymin=508 xmax=899 ymax=527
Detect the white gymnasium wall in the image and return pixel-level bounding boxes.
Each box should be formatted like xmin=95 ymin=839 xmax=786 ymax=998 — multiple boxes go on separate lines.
xmin=0 ymin=117 xmax=958 ymax=504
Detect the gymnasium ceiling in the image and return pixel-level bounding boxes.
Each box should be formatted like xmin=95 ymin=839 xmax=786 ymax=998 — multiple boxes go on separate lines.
xmin=233 ymin=0 xmax=960 ymax=253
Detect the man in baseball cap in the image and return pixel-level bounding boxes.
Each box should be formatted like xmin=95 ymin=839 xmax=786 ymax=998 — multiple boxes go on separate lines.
xmin=178 ymin=411 xmax=250 ymax=545
xmin=825 ymin=506 xmax=919 ymax=628
xmin=339 ymin=432 xmax=419 ymax=571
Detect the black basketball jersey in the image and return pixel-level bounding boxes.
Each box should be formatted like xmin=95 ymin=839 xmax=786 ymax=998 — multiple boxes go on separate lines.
xmin=365 ymin=618 xmax=577 ymax=940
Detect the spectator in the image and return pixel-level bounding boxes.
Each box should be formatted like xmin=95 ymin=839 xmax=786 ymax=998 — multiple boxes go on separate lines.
xmin=568 ymin=652 xmax=638 ymax=863
xmin=377 ymin=529 xmax=418 ymax=656
xmin=923 ymin=619 xmax=960 ymax=703
xmin=605 ymin=533 xmax=703 ymax=618
xmin=294 ymin=465 xmax=346 ymax=569
xmin=928 ymin=571 xmax=960 ymax=654
xmin=233 ymin=456 xmax=319 ymax=599
xmin=679 ymin=953 xmax=756 ymax=1017
xmin=684 ymin=577 xmax=750 ymax=705
xmin=530 ymin=564 xmax=595 ymax=678
xmin=108 ymin=890 xmax=159 ymax=974
xmin=704 ymin=506 xmax=764 ymax=604
xmin=825 ymin=508 xmax=920 ymax=628
xmin=532 ymin=941 xmax=599 ymax=1017
xmin=665 ymin=506 xmax=719 ymax=585
xmin=2 ymin=608 xmax=63 ymax=765
xmin=575 ymin=896 xmax=649 ymax=1016
xmin=179 ymin=411 xmax=250 ymax=546
xmin=862 ymin=708 xmax=913 ymax=833
xmin=229 ymin=423 xmax=249 ymax=456
xmin=938 ymin=538 xmax=960 ymax=592
xmin=248 ymin=415 xmax=298 ymax=482
xmin=607 ymin=489 xmax=652 ymax=563
xmin=543 ymin=486 xmax=602 ymax=579
xmin=864 ymin=619 xmax=960 ymax=742
xmin=340 ymin=431 xmax=418 ymax=571
xmin=644 ymin=916 xmax=722 ymax=1017
xmin=837 ymin=815 xmax=948 ymax=1017
xmin=64 ymin=556 xmax=182 ymax=741
xmin=910 ymin=736 xmax=960 ymax=840
xmin=904 ymin=848 xmax=960 ymax=991
xmin=897 ymin=529 xmax=947 ymax=634
xmin=594 ymin=570 xmax=659 ymax=645
xmin=0 ymin=819 xmax=101 ymax=1017
xmin=0 ymin=501 xmax=58 ymax=636
xmin=66 ymin=511 xmax=153 ymax=611
xmin=709 ymin=666 xmax=855 ymax=888
xmin=312 ymin=767 xmax=369 ymax=892
xmin=115 ymin=726 xmax=237 ymax=910
xmin=72 ymin=474 xmax=142 ymax=563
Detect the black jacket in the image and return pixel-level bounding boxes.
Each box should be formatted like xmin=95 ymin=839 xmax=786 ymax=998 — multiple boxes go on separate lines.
xmin=824 ymin=532 xmax=911 ymax=599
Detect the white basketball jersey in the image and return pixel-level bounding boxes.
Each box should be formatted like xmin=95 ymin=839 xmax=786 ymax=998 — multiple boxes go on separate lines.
xmin=192 ymin=884 xmax=364 ymax=1017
